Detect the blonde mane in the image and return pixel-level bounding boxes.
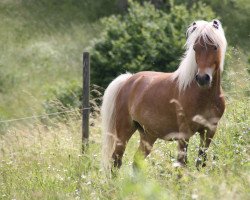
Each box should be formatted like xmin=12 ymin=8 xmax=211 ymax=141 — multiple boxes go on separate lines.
xmin=172 ymin=20 xmax=227 ymax=91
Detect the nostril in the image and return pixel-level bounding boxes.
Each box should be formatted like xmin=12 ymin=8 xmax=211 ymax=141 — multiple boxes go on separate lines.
xmin=204 ymin=74 xmax=210 ymax=82
xmin=195 ymin=74 xmax=211 ymax=87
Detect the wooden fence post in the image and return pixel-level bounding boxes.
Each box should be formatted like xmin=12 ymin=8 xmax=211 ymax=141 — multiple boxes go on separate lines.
xmin=82 ymin=52 xmax=90 ymax=152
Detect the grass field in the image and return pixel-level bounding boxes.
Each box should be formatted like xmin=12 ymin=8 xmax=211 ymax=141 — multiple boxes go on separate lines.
xmin=0 ymin=1 xmax=249 ymax=200
xmin=0 ymin=60 xmax=250 ymax=199
xmin=0 ymin=94 xmax=249 ymax=199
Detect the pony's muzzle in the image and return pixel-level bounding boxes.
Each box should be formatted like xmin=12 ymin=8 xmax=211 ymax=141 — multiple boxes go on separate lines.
xmin=195 ymin=73 xmax=211 ymax=88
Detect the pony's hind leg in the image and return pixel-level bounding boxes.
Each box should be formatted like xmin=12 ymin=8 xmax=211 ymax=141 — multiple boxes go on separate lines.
xmin=133 ymin=124 xmax=157 ymax=169
xmin=112 ymin=118 xmax=136 ymax=168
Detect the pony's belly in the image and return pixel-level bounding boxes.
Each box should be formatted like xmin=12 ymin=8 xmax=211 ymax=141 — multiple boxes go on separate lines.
xmin=132 ymin=102 xmax=180 ymax=139
xmin=143 ymin=125 xmax=192 ymax=141
xmin=135 ymin=117 xmax=179 ymax=139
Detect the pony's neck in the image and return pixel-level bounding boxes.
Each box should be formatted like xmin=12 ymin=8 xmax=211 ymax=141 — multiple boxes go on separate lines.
xmin=210 ymin=67 xmax=222 ymax=96
xmin=191 ymin=66 xmax=222 ymax=97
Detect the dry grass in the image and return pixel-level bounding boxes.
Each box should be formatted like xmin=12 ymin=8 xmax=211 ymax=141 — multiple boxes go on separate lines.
xmin=0 ymin=1 xmax=249 ymax=199
xmin=0 ymin=96 xmax=249 ymax=199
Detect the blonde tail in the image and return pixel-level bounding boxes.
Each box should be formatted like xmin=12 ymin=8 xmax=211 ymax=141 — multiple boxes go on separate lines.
xmin=101 ymin=73 xmax=132 ymax=171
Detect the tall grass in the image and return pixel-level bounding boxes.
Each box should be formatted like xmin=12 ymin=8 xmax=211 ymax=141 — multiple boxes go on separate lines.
xmin=0 ymin=95 xmax=249 ymax=199
xmin=0 ymin=1 xmax=249 ymax=199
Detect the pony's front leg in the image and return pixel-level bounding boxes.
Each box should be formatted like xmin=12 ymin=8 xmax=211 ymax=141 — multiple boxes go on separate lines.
xmin=196 ymin=130 xmax=215 ymax=168
xmin=174 ymin=139 xmax=189 ymax=167
xmin=171 ymin=99 xmax=191 ymax=167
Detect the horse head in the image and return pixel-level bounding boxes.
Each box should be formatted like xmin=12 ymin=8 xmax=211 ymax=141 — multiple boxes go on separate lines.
xmin=188 ymin=20 xmax=227 ymax=88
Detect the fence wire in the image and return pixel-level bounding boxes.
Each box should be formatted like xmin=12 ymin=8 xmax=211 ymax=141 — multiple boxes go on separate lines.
xmin=0 ymin=90 xmax=248 ymax=124
xmin=0 ymin=107 xmax=90 ymax=124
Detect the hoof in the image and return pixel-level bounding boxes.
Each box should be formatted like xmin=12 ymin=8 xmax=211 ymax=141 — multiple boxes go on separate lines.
xmin=173 ymin=162 xmax=185 ymax=168
xmin=196 ymin=158 xmax=206 ymax=169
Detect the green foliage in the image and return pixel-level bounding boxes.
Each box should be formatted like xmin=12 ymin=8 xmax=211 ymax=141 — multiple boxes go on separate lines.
xmin=205 ymin=0 xmax=250 ymax=48
xmin=43 ymin=81 xmax=103 ymax=120
xmin=0 ymin=1 xmax=102 ymax=118
xmin=43 ymin=81 xmax=82 ymax=115
xmin=90 ymin=2 xmax=215 ymax=88
xmin=22 ymin=0 xmax=119 ymax=24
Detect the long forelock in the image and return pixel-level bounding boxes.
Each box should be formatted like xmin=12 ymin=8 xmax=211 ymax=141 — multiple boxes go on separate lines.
xmin=173 ymin=20 xmax=227 ymax=92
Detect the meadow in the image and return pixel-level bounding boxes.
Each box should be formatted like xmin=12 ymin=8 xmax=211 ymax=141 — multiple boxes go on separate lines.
xmin=0 ymin=1 xmax=249 ymax=199
xmin=0 ymin=92 xmax=249 ymax=199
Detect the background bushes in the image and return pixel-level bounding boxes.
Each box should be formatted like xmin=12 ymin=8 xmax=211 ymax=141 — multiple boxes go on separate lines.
xmin=90 ymin=2 xmax=215 ymax=88
xmin=0 ymin=0 xmax=248 ymax=119
xmin=44 ymin=1 xmax=215 ymax=110
xmin=43 ymin=81 xmax=103 ymax=119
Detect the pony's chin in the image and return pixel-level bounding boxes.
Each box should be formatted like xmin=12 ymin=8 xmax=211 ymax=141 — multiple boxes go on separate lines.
xmin=196 ymin=82 xmax=211 ymax=89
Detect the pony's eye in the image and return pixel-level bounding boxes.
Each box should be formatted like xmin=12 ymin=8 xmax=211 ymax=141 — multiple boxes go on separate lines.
xmin=193 ymin=46 xmax=196 ymax=51
xmin=214 ymin=46 xmax=218 ymax=50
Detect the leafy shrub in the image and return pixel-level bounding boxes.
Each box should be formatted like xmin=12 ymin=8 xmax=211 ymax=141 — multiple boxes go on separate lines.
xmin=43 ymin=81 xmax=103 ymax=119
xmin=90 ymin=1 xmax=215 ymax=88
xmin=202 ymin=0 xmax=250 ymax=48
xmin=43 ymin=81 xmax=82 ymax=115
xmin=42 ymin=1 xmax=215 ymax=115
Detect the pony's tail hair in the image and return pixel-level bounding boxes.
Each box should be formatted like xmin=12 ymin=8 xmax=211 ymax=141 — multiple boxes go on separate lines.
xmin=101 ymin=73 xmax=132 ymax=171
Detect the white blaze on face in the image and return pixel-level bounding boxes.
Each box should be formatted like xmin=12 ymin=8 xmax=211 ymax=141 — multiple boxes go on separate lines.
xmin=204 ymin=67 xmax=215 ymax=83
xmin=197 ymin=67 xmax=215 ymax=84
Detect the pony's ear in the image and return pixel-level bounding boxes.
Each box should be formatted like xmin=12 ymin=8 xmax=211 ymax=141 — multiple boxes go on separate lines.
xmin=186 ymin=21 xmax=197 ymax=38
xmin=212 ymin=19 xmax=221 ymax=29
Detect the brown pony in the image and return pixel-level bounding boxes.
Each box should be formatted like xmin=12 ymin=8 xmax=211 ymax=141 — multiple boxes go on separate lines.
xmin=101 ymin=20 xmax=227 ymax=171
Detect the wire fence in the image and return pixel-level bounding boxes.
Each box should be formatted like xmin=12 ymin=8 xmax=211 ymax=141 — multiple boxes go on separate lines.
xmin=0 ymin=90 xmax=248 ymax=125
xmin=0 ymin=107 xmax=91 ymax=124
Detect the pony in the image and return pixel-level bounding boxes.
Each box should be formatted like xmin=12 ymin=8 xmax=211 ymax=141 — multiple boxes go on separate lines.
xmin=101 ymin=19 xmax=227 ymax=171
